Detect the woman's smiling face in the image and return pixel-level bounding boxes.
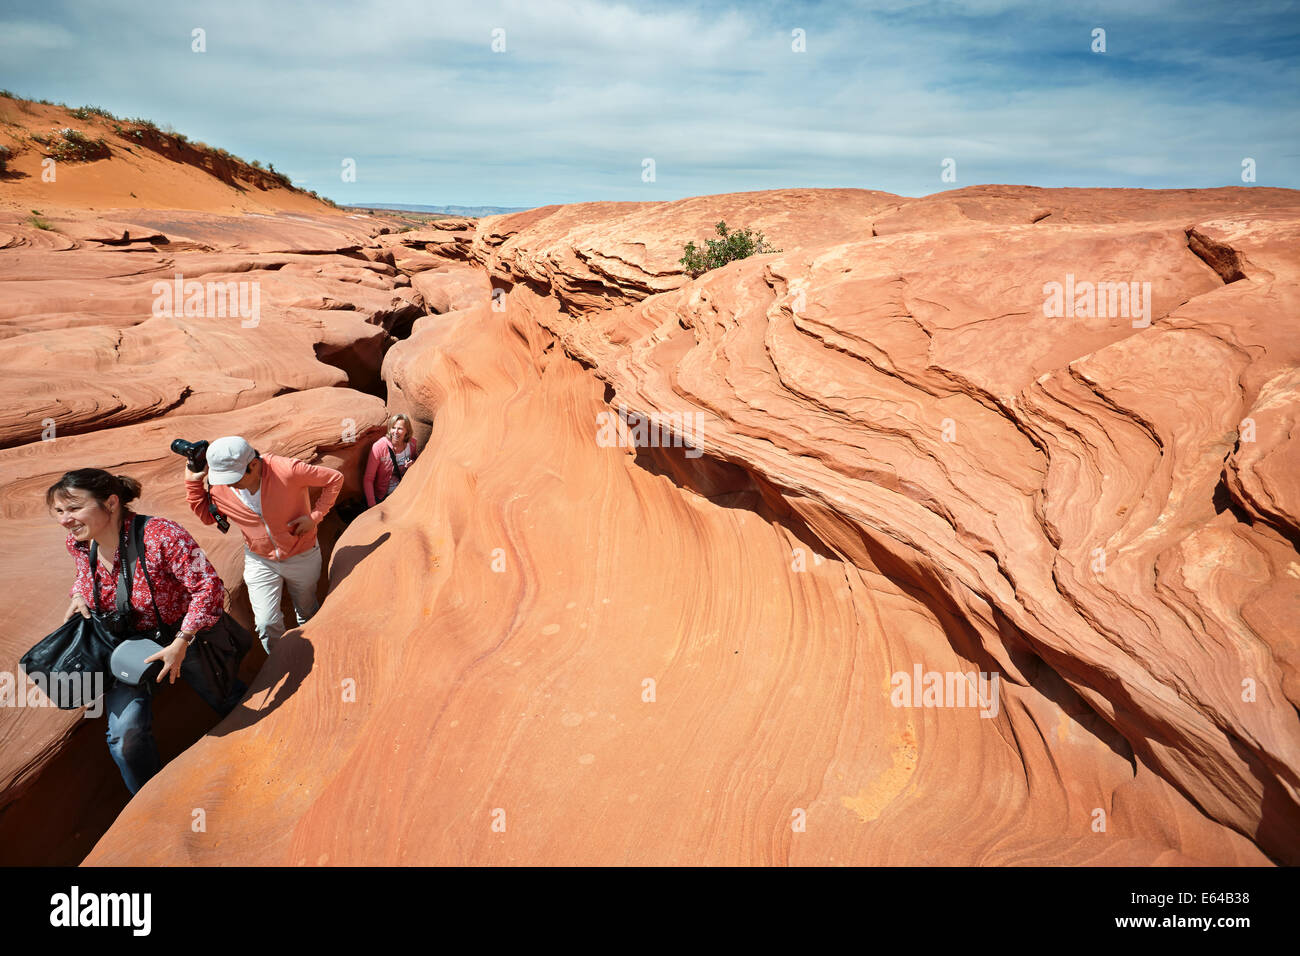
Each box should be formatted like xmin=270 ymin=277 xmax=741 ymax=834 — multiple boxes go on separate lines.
xmin=389 ymin=419 xmax=409 ymax=446
xmin=51 ymin=489 xmax=117 ymax=544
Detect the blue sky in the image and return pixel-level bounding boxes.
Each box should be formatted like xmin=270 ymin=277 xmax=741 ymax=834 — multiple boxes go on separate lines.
xmin=1 ymin=0 xmax=1297 ymax=207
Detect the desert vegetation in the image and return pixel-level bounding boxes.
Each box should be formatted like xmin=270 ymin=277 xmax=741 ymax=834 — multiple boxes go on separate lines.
xmin=0 ymin=90 xmax=327 ymax=203
xmin=30 ymin=127 xmax=111 ymax=162
xmin=680 ymin=221 xmax=781 ymax=277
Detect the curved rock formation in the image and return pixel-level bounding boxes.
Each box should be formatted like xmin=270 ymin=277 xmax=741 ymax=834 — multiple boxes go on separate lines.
xmin=61 ymin=185 xmax=1300 ymax=865
xmin=0 ymin=202 xmax=414 ymax=863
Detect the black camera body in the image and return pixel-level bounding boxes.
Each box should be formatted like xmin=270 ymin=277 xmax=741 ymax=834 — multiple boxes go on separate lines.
xmin=100 ymin=605 xmax=135 ymax=640
xmin=170 ymin=438 xmax=209 ymax=471
xmin=170 ymin=438 xmax=229 ymax=534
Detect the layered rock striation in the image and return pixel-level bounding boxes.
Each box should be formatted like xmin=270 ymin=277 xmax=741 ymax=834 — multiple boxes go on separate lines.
xmin=3 ymin=176 xmax=1296 ymax=864
xmin=63 ymin=185 xmax=1300 ymax=865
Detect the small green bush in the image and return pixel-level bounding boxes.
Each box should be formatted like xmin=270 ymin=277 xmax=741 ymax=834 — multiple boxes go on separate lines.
xmin=40 ymin=127 xmax=111 ymax=162
xmin=28 ymin=213 xmax=53 ymax=230
xmin=679 ymin=221 xmax=781 ymax=278
xmin=72 ymin=105 xmax=116 ymax=121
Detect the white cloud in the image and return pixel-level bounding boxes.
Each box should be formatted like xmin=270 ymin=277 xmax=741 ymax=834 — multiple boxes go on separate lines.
xmin=1 ymin=0 xmax=1294 ymax=203
xmin=0 ymin=19 xmax=77 ymax=51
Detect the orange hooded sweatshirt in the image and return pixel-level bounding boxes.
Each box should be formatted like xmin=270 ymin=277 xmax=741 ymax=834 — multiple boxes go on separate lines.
xmin=185 ymin=453 xmax=343 ymax=560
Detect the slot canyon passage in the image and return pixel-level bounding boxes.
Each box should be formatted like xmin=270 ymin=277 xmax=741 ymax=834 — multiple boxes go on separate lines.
xmin=1 ymin=185 xmax=1298 ymax=865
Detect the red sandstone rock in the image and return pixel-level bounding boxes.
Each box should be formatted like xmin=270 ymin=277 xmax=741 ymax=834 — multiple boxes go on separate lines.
xmin=55 ymin=186 xmax=1298 ymax=865
xmin=4 ymin=153 xmax=1298 ymax=864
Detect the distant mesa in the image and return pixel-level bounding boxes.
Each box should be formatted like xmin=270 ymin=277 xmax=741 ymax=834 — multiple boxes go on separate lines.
xmin=345 ymin=203 xmax=534 ymax=217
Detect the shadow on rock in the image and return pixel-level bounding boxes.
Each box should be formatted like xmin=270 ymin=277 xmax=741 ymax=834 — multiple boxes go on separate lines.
xmin=329 ymin=530 xmax=391 ymax=588
xmin=210 ymin=631 xmax=314 ymax=735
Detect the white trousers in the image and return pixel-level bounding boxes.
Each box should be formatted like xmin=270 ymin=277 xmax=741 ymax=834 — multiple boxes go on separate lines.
xmin=242 ymin=544 xmax=322 ymax=653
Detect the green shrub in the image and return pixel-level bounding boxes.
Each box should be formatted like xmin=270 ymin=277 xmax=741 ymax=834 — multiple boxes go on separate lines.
xmin=40 ymin=127 xmax=111 ymax=162
xmin=0 ymin=145 xmax=11 ymax=172
xmin=679 ymin=221 xmax=781 ymax=278
xmin=28 ymin=213 xmax=53 ymax=230
xmin=72 ymin=105 xmax=116 ymax=121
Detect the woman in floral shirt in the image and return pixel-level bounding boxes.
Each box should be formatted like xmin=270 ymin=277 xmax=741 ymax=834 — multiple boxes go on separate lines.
xmin=49 ymin=467 xmax=239 ymax=794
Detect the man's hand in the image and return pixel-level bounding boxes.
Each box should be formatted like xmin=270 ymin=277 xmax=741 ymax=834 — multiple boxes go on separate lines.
xmin=287 ymin=514 xmax=317 ymax=535
xmin=184 ymin=464 xmax=208 ymax=481
xmin=64 ymin=594 xmax=91 ymax=622
xmin=145 ymin=636 xmax=189 ymax=684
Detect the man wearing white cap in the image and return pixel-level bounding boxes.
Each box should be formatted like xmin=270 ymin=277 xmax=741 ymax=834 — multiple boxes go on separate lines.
xmin=184 ymin=437 xmax=343 ymax=653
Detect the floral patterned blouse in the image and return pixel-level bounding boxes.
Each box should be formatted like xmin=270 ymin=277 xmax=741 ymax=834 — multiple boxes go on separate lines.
xmin=65 ymin=511 xmax=225 ymax=636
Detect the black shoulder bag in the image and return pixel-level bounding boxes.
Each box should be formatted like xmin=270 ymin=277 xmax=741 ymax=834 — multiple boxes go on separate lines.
xmin=123 ymin=515 xmax=255 ymax=713
xmin=18 ymin=517 xmax=142 ymax=710
xmin=19 ymin=601 xmax=121 ymax=711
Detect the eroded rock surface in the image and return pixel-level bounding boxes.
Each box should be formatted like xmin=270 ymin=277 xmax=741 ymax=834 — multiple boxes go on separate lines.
xmin=0 ymin=206 xmax=424 ymax=862
xmin=68 ymin=186 xmax=1300 ymax=865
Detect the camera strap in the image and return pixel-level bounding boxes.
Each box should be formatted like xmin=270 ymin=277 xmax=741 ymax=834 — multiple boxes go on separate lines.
xmin=203 ymin=482 xmax=229 ymax=532
xmin=89 ymin=515 xmax=172 ymax=635
xmin=89 ymin=517 xmax=134 ymax=619
xmin=128 ymin=514 xmax=168 ymax=631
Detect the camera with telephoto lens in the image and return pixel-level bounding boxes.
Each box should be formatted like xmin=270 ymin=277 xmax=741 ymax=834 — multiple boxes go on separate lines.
xmin=170 ymin=438 xmax=230 ymax=533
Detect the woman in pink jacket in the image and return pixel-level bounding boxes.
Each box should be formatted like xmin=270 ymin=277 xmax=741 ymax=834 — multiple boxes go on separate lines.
xmin=364 ymin=413 xmax=421 ymax=507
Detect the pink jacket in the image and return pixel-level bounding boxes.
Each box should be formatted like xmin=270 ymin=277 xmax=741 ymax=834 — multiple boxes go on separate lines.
xmin=186 ymin=453 xmax=343 ymax=560
xmin=364 ymin=435 xmax=420 ymax=506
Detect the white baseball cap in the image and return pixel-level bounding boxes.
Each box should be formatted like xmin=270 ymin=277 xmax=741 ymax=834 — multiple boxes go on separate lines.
xmin=206 ymin=436 xmax=257 ymax=485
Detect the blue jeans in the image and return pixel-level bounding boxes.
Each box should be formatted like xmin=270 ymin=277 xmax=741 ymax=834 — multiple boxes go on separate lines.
xmin=104 ymin=675 xmax=248 ymax=795
xmin=104 ymin=680 xmax=160 ymax=795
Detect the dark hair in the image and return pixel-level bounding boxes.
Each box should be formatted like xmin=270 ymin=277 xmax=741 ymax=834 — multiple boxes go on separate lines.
xmin=45 ymin=468 xmax=142 ymax=510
